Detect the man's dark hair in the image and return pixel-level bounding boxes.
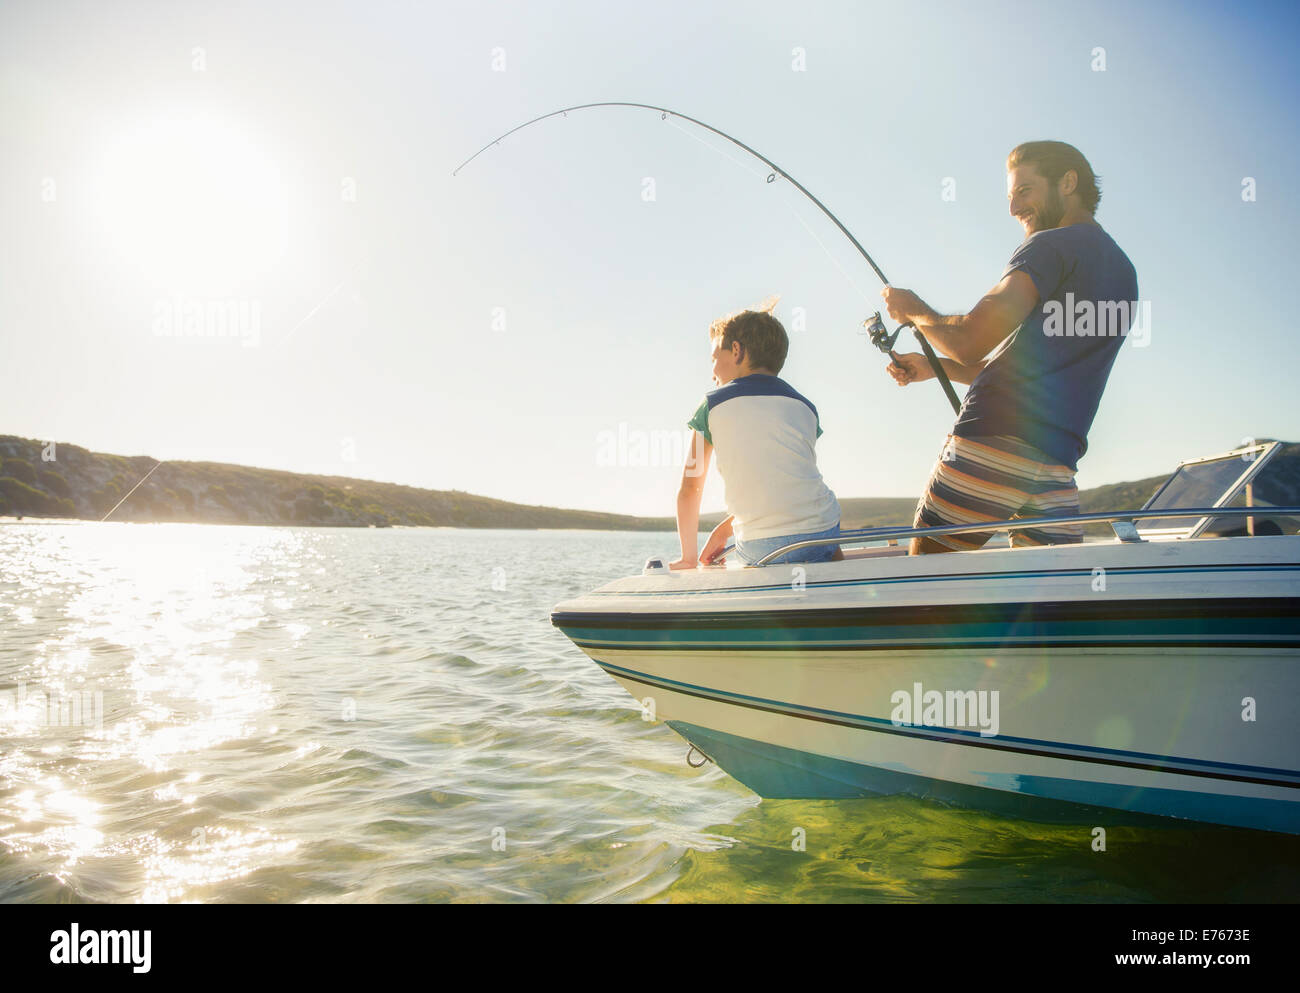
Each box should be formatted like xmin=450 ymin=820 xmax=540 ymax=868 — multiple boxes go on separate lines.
xmin=1007 ymin=141 xmax=1102 ymax=214
xmin=710 ymin=309 xmax=789 ymax=374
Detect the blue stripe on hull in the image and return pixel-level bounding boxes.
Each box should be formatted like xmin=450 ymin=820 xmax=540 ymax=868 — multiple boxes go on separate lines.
xmin=604 ymin=660 xmax=1300 ymax=785
xmin=665 ymin=721 xmax=1300 ymax=835
xmin=555 ymin=598 xmax=1300 ymax=650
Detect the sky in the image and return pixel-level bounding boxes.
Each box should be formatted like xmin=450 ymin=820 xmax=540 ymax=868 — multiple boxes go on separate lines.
xmin=2 ymin=0 xmax=1298 ymax=517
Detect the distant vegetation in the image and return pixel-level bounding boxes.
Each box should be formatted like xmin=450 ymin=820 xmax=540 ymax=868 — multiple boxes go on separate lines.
xmin=1 ymin=434 xmax=1296 ymax=532
xmin=0 ymin=435 xmax=682 ymax=530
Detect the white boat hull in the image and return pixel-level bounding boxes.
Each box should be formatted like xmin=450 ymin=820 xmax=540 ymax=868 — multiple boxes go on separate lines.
xmin=553 ymin=536 xmax=1300 ymax=833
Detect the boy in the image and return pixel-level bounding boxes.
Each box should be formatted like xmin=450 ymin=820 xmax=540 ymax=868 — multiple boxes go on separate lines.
xmin=669 ymin=305 xmax=843 ymax=569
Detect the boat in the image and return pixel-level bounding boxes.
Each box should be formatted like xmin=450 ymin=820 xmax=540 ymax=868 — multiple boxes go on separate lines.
xmin=551 ymin=442 xmax=1300 ymax=834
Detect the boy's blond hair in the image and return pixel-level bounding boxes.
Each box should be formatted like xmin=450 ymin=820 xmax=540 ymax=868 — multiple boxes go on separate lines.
xmin=709 ymin=297 xmax=788 ymax=374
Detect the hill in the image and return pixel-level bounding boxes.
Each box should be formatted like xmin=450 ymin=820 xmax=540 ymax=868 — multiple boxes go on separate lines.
xmin=1 ymin=434 xmax=1296 ymax=532
xmin=0 ymin=435 xmax=678 ymax=530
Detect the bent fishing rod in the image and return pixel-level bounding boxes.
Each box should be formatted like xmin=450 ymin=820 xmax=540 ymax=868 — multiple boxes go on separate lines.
xmin=453 ymin=101 xmax=962 ymax=414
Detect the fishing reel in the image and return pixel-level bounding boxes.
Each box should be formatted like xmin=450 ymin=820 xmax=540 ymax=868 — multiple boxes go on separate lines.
xmin=860 ymin=311 xmax=963 ymax=412
xmin=861 ymin=311 xmax=915 ymax=361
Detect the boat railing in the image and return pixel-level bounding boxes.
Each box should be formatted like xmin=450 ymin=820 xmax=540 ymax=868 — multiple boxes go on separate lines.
xmin=753 ymin=505 xmax=1300 ymax=566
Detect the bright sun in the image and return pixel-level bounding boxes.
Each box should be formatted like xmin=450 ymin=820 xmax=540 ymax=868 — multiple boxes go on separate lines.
xmin=90 ymin=112 xmax=289 ymax=292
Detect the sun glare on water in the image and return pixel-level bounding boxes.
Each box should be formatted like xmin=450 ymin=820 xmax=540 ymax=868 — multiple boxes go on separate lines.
xmin=1 ymin=524 xmax=294 ymax=900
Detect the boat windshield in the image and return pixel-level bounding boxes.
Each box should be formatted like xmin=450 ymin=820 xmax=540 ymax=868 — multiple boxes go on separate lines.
xmin=1139 ymin=442 xmax=1279 ymax=537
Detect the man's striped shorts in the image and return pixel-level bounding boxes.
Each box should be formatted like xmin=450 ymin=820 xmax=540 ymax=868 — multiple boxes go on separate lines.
xmin=913 ymin=434 xmax=1083 ymax=550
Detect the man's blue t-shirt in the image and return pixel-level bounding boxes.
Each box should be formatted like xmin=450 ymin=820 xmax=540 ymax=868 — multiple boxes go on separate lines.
xmin=953 ymin=223 xmax=1139 ymax=470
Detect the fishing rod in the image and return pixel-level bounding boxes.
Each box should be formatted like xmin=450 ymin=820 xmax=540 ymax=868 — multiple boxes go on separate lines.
xmin=453 ymin=101 xmax=961 ymax=414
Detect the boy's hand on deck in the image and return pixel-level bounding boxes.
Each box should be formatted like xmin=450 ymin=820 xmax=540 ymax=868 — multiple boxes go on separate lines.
xmin=700 ymin=534 xmax=728 ymax=566
xmin=700 ymin=515 xmax=734 ymax=566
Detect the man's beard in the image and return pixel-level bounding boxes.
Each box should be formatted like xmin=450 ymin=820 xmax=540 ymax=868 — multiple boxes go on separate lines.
xmin=1028 ymin=186 xmax=1065 ymax=232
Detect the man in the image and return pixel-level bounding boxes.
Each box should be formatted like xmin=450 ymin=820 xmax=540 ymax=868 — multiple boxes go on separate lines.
xmin=883 ymin=140 xmax=1138 ymax=554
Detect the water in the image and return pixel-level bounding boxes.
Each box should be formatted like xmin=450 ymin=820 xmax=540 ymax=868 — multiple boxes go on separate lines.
xmin=1 ymin=523 xmax=1296 ymax=903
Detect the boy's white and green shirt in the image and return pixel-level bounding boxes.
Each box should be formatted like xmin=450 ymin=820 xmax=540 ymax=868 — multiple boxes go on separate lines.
xmin=687 ymin=373 xmax=840 ymax=542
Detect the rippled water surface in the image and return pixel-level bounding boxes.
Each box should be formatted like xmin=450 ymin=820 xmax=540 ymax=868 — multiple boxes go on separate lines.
xmin=1 ymin=523 xmax=1297 ymax=903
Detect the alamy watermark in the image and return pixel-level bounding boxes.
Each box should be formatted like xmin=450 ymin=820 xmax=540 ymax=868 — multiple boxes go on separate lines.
xmin=596 ymin=424 xmax=699 ymax=473
xmin=890 ymin=681 xmax=999 ymax=737
xmin=50 ymin=925 xmax=151 ymax=973
xmin=1042 ymin=293 xmax=1151 ymax=346
xmin=0 ymin=683 xmax=104 ymax=732
xmin=152 ymin=295 xmax=261 ymax=347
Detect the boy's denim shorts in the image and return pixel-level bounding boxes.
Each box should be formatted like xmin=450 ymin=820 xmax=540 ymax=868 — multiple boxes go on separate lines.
xmin=734 ymin=522 xmax=841 ymax=566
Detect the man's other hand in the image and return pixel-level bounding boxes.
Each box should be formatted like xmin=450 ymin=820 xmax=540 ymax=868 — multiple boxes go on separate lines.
xmin=887 ymin=352 xmax=934 ymax=386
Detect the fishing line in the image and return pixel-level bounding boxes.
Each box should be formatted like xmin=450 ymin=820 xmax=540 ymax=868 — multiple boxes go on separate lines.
xmin=781 ymin=201 xmax=877 ymax=307
xmin=661 ymin=116 xmax=876 ymax=307
xmin=660 ymin=116 xmax=767 ymax=183
xmin=101 ymin=461 xmax=163 ymax=522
